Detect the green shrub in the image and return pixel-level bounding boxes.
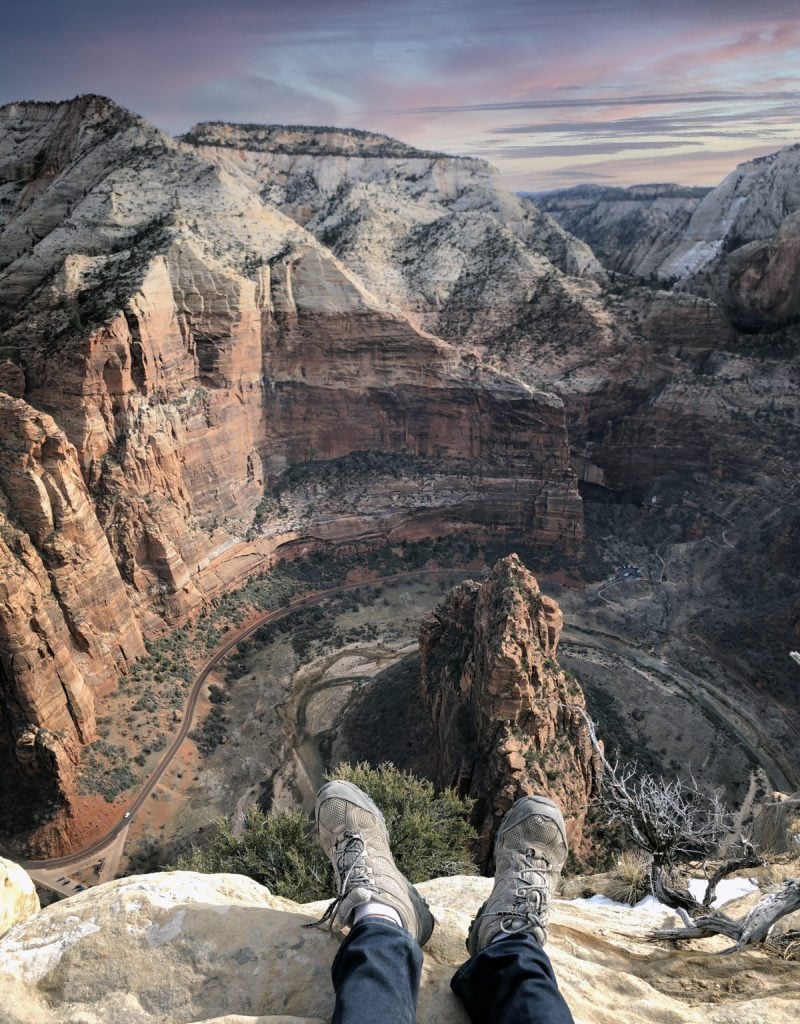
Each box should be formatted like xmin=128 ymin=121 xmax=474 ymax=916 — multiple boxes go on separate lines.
xmin=331 ymin=762 xmax=478 ymax=883
xmin=175 ymin=762 xmax=477 ymax=901
xmin=177 ymin=807 xmax=331 ymax=902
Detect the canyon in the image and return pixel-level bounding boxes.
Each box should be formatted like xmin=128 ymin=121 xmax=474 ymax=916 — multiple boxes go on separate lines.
xmin=0 ymin=95 xmax=798 ymax=859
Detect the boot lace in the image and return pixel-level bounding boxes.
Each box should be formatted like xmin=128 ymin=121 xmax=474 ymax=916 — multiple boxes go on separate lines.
xmin=304 ymin=831 xmax=375 ymax=930
xmin=491 ymin=849 xmax=550 ymax=935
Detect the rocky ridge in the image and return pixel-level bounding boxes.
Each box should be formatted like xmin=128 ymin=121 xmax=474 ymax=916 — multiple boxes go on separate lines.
xmin=2 ymin=96 xmax=799 ymax=852
xmin=536 ymin=148 xmax=800 ymax=329
xmin=184 ymin=121 xmax=608 ymax=344
xmin=0 ymin=864 xmax=796 ymax=1024
xmin=418 ymin=555 xmax=600 ymax=864
xmin=654 ymin=144 xmax=800 ymax=327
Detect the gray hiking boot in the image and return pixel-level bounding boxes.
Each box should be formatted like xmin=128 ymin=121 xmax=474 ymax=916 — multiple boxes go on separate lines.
xmin=467 ymin=795 xmax=568 ymax=954
xmin=311 ymin=780 xmax=435 ymax=945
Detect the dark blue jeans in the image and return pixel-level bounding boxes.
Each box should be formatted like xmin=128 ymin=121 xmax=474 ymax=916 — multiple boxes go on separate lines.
xmin=331 ymin=919 xmax=574 ymax=1024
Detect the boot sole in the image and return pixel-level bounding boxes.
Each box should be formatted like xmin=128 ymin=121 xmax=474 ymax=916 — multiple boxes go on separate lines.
xmin=466 ymin=795 xmax=567 ymax=956
xmin=495 ymin=795 xmax=567 ymax=857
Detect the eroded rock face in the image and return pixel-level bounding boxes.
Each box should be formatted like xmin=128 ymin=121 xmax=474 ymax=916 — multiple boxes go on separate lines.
xmin=0 ymin=97 xmax=584 ymax=802
xmin=541 ymin=145 xmax=800 ymax=329
xmin=0 ymin=870 xmax=795 ymax=1024
xmin=184 ymin=121 xmax=607 ymax=344
xmin=418 ymin=556 xmax=600 ymax=864
xmin=0 ymin=396 xmax=144 ymax=787
xmin=533 ymin=184 xmax=710 ymax=278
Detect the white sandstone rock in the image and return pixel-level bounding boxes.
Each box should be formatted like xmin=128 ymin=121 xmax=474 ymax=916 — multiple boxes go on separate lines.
xmin=0 ymin=871 xmax=797 ymax=1024
xmin=0 ymin=856 xmax=39 ymax=938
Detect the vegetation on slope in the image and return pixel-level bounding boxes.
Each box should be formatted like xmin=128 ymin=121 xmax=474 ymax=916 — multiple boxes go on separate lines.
xmin=176 ymin=761 xmax=477 ymax=902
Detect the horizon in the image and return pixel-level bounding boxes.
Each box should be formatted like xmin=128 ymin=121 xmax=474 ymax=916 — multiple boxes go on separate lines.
xmin=2 ymin=1 xmax=800 ymax=190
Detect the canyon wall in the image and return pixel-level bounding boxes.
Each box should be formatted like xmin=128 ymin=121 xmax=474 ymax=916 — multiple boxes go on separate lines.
xmin=0 ymin=98 xmax=584 ymax=805
xmin=2 ymin=96 xmax=798 ymax=840
xmin=538 ymin=147 xmax=800 ymax=329
xmin=534 ymin=184 xmax=710 ymax=279
xmin=418 ymin=556 xmax=600 ymax=864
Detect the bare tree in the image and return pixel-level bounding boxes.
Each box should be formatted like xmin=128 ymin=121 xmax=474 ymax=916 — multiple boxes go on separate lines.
xmin=651 ymin=879 xmax=800 ymax=954
xmin=572 ymin=706 xmax=800 ymax=951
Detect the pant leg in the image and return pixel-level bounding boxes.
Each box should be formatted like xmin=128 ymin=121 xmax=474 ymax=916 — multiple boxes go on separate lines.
xmin=331 ymin=918 xmax=423 ymax=1024
xmin=450 ymin=934 xmax=574 ymax=1024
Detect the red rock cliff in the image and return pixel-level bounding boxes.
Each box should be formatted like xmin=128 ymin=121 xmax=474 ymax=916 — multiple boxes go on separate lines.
xmin=0 ymin=395 xmax=144 ymax=790
xmin=0 ymin=98 xmax=584 ymax=807
xmin=419 ymin=555 xmax=600 ymax=864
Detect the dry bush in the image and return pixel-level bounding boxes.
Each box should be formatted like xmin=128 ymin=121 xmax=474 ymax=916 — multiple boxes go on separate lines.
xmin=764 ymin=929 xmax=800 ymax=961
xmin=607 ymin=850 xmax=651 ymax=905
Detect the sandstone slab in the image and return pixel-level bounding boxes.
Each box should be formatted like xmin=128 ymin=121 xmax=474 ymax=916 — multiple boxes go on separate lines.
xmin=1 ymin=871 xmax=797 ymax=1024
xmin=0 ymin=856 xmax=39 ymax=939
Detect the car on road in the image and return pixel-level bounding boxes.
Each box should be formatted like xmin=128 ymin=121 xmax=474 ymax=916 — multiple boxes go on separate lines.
xmin=123 ymin=811 xmax=131 ymax=818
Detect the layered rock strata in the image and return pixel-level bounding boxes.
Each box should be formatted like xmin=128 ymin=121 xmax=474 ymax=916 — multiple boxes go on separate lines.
xmin=419 ymin=555 xmax=600 ymax=863
xmin=0 ymin=97 xmax=583 ymax=799
xmin=0 ymin=396 xmax=143 ymax=787
xmin=184 ymin=121 xmax=608 ymax=345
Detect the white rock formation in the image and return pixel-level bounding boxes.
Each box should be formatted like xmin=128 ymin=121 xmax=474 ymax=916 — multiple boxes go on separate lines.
xmin=183 ymin=122 xmax=606 ymax=340
xmin=0 ymin=856 xmax=39 ymax=938
xmin=534 ymin=184 xmax=709 ymax=278
xmin=0 ymin=870 xmax=796 ymax=1023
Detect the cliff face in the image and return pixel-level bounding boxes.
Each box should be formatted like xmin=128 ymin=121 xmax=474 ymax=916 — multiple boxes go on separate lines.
xmin=538 ymin=147 xmax=800 ymax=329
xmin=0 ymin=98 xmax=584 ymax=802
xmin=184 ymin=121 xmax=608 ymax=345
xmin=418 ymin=556 xmax=600 ymax=863
xmin=0 ymin=396 xmax=144 ymax=788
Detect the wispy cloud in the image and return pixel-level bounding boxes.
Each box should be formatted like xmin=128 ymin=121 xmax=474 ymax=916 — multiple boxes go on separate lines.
xmin=2 ymin=0 xmax=800 ymax=188
xmin=476 ymin=141 xmax=692 ymax=158
xmin=383 ymin=90 xmax=800 ymax=115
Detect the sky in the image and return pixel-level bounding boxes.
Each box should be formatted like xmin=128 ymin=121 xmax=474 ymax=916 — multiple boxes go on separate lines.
xmin=2 ymin=0 xmax=800 ymax=190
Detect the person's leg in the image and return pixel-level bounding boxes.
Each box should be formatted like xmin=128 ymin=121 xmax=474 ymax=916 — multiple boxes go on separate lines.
xmin=453 ymin=794 xmax=575 ymax=1024
xmin=332 ymin=918 xmax=423 ymax=1024
xmin=450 ymin=933 xmax=574 ymax=1024
xmin=309 ymin=780 xmax=435 ymax=1024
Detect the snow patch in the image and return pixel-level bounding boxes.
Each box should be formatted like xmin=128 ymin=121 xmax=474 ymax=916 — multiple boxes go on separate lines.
xmin=571 ymin=876 xmax=758 ymax=915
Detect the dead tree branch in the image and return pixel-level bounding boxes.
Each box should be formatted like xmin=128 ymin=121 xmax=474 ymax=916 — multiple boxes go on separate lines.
xmin=651 ymin=879 xmax=800 ymax=953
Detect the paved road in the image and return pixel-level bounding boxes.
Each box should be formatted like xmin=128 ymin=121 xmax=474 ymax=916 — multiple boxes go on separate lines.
xmin=0 ymin=569 xmax=474 ymax=873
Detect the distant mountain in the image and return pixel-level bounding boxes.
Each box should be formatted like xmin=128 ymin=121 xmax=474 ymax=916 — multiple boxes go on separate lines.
xmin=647 ymin=145 xmax=800 ymax=328
xmin=183 ymin=121 xmax=606 ymax=347
xmin=526 ymin=184 xmax=711 ymax=278
xmin=528 ymin=143 xmax=800 ymax=328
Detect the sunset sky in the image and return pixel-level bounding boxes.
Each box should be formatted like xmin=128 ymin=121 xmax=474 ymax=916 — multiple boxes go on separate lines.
xmin=2 ymin=0 xmax=800 ymax=190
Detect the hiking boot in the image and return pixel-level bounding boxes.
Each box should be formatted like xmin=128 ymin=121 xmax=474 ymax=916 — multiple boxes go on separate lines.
xmin=311 ymin=780 xmax=435 ymax=945
xmin=467 ymin=795 xmax=568 ymax=954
